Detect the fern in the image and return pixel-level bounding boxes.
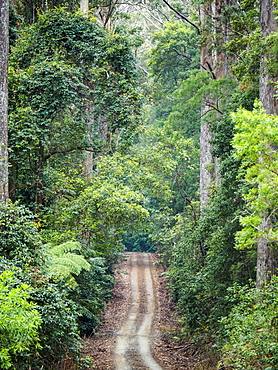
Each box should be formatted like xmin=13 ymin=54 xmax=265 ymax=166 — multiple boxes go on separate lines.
xmin=50 ymin=241 xmax=82 ymax=257
xmin=48 ymin=241 xmax=90 ymax=278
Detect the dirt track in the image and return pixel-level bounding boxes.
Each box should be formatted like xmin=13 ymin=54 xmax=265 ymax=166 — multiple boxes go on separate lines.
xmin=82 ymin=252 xmax=166 ymax=369
xmin=114 ymin=252 xmax=163 ymax=370
xmin=82 ymin=252 xmax=217 ymax=369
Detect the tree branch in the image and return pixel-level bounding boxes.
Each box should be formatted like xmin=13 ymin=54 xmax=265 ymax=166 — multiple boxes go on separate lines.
xmin=203 ymin=100 xmax=223 ymax=115
xmin=172 ymin=48 xmax=192 ymax=62
xmin=10 ymin=180 xmax=43 ymax=194
xmin=160 ymin=0 xmax=200 ymax=34
xmin=204 ymin=61 xmax=217 ymax=80
xmin=43 ymin=147 xmax=98 ymax=161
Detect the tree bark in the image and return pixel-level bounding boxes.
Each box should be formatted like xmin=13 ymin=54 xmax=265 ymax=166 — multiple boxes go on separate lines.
xmin=0 ymin=0 xmax=9 ymax=204
xmin=200 ymin=2 xmax=214 ymax=208
xmin=84 ymin=104 xmax=95 ymax=178
xmin=80 ymin=0 xmax=89 ymax=14
xmin=256 ymin=216 xmax=277 ymax=285
xmin=257 ymin=0 xmax=278 ymax=286
xmin=259 ymin=0 xmax=278 ymax=115
xmin=199 ymin=0 xmax=227 ymax=208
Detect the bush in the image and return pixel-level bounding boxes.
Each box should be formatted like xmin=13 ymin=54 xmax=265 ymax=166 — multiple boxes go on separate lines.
xmin=221 ymin=277 xmax=278 ymax=370
xmin=73 ymin=258 xmax=114 ymax=334
xmin=0 ymin=202 xmax=46 ymax=268
xmin=0 ymin=271 xmax=41 ymax=369
xmin=0 ymin=203 xmax=81 ymax=369
xmin=30 ymin=281 xmax=81 ymax=369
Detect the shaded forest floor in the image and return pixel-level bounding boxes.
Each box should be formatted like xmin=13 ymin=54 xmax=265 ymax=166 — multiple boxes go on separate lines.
xmin=81 ymin=252 xmax=218 ymax=369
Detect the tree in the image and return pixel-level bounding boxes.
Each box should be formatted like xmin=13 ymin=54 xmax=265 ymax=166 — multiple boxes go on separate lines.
xmin=0 ymin=0 xmax=9 ymax=204
xmin=260 ymin=0 xmax=278 ymax=115
xmin=80 ymin=0 xmax=88 ymax=13
xmin=232 ymin=106 xmax=278 ymax=260
xmin=199 ymin=0 xmax=233 ymax=207
xmin=8 ymin=9 xmax=141 ymax=209
xmin=256 ymin=0 xmax=278 ymax=285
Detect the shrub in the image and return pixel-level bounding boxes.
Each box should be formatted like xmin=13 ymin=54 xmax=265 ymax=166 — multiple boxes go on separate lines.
xmin=0 ymin=271 xmax=41 ymax=369
xmin=0 ymin=203 xmax=81 ymax=369
xmin=221 ymin=277 xmax=278 ymax=370
xmin=0 ymin=202 xmax=46 ymax=268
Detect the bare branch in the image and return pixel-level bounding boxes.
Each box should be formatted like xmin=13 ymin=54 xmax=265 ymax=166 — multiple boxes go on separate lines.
xmin=203 ymin=100 xmax=223 ymax=114
xmin=172 ymin=48 xmax=192 ymax=62
xmin=43 ymin=147 xmax=98 ymax=161
xmin=160 ymin=0 xmax=200 ymax=34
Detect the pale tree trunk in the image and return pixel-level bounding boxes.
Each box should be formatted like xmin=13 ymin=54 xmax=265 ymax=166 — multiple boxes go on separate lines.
xmin=80 ymin=0 xmax=89 ymax=14
xmin=200 ymin=2 xmax=214 ymax=208
xmin=80 ymin=0 xmax=93 ymax=178
xmin=257 ymin=218 xmax=277 ymax=285
xmin=257 ymin=0 xmax=278 ymax=286
xmin=83 ymin=111 xmax=109 ymax=178
xmin=82 ymin=95 xmax=108 ymax=178
xmin=83 ymin=104 xmax=95 ymax=179
xmin=199 ymin=0 xmax=227 ymax=208
xmin=0 ymin=0 xmax=9 ymax=204
xmin=259 ymin=0 xmax=278 ymax=115
xmin=96 ymin=6 xmax=113 ymax=30
xmin=83 ymin=112 xmax=109 ymax=179
xmin=199 ymin=116 xmax=214 ymax=207
xmin=97 ymin=114 xmax=108 ymax=140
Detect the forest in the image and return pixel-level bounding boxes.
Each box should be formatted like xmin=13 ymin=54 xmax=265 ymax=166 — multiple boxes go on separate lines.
xmin=0 ymin=0 xmax=278 ymax=368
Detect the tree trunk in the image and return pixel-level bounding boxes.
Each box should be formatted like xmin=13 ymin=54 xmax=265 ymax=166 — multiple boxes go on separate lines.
xmin=256 ymin=217 xmax=277 ymax=285
xmin=199 ymin=118 xmax=213 ymax=206
xmin=200 ymin=2 xmax=214 ymax=208
xmin=199 ymin=0 xmax=227 ymax=208
xmin=257 ymin=0 xmax=278 ymax=286
xmin=84 ymin=104 xmax=95 ymax=178
xmin=80 ymin=0 xmax=89 ymax=14
xmin=0 ymin=0 xmax=9 ymax=204
xmin=259 ymin=0 xmax=278 ymax=115
xmin=96 ymin=6 xmax=113 ymax=30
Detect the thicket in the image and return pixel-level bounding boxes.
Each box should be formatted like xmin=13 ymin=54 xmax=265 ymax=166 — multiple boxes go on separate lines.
xmin=143 ymin=1 xmax=278 ymax=368
xmin=3 ymin=0 xmax=278 ymax=369
xmin=2 ymin=6 xmax=146 ymax=369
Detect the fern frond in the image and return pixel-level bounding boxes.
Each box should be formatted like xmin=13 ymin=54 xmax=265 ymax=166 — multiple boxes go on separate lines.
xmin=52 ymin=253 xmax=90 ymax=276
xmin=47 ymin=241 xmax=90 ymax=277
xmin=49 ymin=241 xmax=82 ymax=258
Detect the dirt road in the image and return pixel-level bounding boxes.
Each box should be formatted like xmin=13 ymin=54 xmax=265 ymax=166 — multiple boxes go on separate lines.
xmin=82 ymin=252 xmax=212 ymax=369
xmin=114 ymin=252 xmax=163 ymax=370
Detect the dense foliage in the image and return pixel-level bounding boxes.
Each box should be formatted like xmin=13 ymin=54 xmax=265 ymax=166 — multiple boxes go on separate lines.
xmin=221 ymin=277 xmax=278 ymax=369
xmin=143 ymin=0 xmax=278 ymax=368
xmin=8 ymin=8 xmax=142 ymax=209
xmin=3 ymin=6 xmax=145 ymax=369
xmin=0 ymin=271 xmax=41 ymax=369
xmin=2 ymin=0 xmax=278 ymax=368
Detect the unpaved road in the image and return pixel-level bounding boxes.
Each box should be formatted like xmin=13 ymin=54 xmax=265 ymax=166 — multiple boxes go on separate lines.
xmin=81 ymin=252 xmax=215 ymax=369
xmin=114 ymin=252 xmax=163 ymax=370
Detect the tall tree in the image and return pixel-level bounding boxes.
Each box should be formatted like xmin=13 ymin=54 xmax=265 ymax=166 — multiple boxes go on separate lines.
xmin=0 ymin=0 xmax=9 ymax=204
xmin=199 ymin=0 xmax=227 ymax=207
xmin=80 ymin=0 xmax=88 ymax=13
xmin=9 ymin=9 xmax=141 ymax=208
xmin=257 ymin=0 xmax=278 ymax=285
xmin=260 ymin=0 xmax=278 ymax=115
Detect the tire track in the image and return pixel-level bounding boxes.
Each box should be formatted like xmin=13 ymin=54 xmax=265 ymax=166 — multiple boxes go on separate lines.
xmin=114 ymin=253 xmax=139 ymax=369
xmin=114 ymin=252 xmax=163 ymax=370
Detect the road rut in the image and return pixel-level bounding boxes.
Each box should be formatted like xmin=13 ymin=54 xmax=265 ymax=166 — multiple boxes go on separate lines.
xmin=114 ymin=252 xmax=164 ymax=370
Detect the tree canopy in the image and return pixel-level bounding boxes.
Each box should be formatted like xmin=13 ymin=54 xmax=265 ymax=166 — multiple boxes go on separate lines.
xmin=1 ymin=0 xmax=278 ymax=368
